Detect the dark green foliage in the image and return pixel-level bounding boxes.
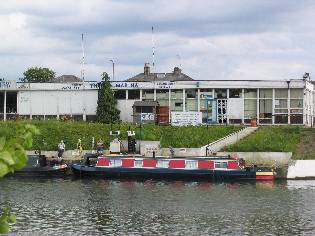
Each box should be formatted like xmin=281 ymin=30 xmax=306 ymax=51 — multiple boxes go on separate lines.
xmin=20 ymin=67 xmax=56 ymax=83
xmin=0 ymin=123 xmax=39 ymax=177
xmin=0 ymin=123 xmax=38 ymax=233
xmin=96 ymin=72 xmax=120 ymax=123
xmin=0 ymin=208 xmax=16 ymax=234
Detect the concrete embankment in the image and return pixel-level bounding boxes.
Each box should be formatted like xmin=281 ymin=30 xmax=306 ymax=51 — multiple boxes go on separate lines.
xmin=287 ymin=160 xmax=315 ymax=179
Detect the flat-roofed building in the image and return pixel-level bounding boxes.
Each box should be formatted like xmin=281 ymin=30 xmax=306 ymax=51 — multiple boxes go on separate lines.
xmin=0 ymin=66 xmax=314 ymax=126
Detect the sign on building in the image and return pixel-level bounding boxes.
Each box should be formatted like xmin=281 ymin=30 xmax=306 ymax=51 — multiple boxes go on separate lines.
xmin=171 ymin=112 xmax=202 ymax=126
xmin=141 ymin=113 xmax=155 ymax=121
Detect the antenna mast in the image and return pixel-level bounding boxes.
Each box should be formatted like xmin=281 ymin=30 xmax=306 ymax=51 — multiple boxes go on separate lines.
xmin=81 ymin=33 xmax=85 ymax=81
xmin=151 ymin=26 xmax=155 ymax=72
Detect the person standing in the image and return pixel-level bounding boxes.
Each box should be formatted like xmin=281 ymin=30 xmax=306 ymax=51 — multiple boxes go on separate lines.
xmin=57 ymin=140 xmax=65 ymax=158
xmin=96 ymin=138 xmax=104 ymax=154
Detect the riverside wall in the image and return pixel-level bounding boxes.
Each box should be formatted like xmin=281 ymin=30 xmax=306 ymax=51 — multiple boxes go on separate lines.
xmin=287 ymin=160 xmax=315 ymax=179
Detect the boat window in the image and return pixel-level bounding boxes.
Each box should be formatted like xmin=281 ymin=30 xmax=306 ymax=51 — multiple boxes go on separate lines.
xmin=157 ymin=160 xmax=169 ymax=168
xmin=110 ymin=159 xmax=122 ymax=167
xmin=185 ymin=160 xmax=198 ymax=169
xmin=215 ymin=162 xmax=227 ymax=169
xmin=134 ymin=160 xmax=143 ymax=167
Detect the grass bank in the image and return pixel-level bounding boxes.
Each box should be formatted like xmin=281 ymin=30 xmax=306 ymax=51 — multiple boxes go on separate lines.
xmin=0 ymin=120 xmax=242 ymax=150
xmin=224 ymin=126 xmax=315 ymax=159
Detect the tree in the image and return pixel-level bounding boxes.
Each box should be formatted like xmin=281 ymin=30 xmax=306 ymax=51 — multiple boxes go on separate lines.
xmin=0 ymin=124 xmax=39 ymax=233
xmin=96 ymin=72 xmax=120 ymax=123
xmin=20 ymin=67 xmax=56 ymax=83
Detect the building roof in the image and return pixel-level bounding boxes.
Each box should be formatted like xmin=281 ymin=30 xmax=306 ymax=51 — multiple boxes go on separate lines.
xmin=50 ymin=75 xmax=83 ymax=83
xmin=126 ymin=67 xmax=194 ymax=82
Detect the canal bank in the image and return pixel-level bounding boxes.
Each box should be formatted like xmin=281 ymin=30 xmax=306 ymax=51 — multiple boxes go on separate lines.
xmin=26 ymin=150 xmax=315 ymax=179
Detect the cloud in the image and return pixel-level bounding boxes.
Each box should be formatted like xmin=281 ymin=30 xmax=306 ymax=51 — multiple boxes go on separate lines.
xmin=0 ymin=0 xmax=314 ymax=81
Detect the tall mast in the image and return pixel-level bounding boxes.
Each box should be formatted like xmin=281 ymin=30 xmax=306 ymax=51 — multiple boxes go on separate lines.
xmin=151 ymin=26 xmax=155 ymax=72
xmin=81 ymin=33 xmax=85 ymax=81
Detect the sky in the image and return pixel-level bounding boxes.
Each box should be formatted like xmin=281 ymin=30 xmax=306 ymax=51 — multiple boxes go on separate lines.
xmin=1 ymin=0 xmax=315 ymax=81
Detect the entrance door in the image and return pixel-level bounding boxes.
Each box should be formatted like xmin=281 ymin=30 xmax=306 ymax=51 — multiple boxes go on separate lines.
xmin=217 ymin=99 xmax=227 ymax=123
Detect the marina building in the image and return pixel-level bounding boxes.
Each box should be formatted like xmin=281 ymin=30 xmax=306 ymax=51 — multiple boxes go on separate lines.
xmin=0 ymin=64 xmax=314 ymax=126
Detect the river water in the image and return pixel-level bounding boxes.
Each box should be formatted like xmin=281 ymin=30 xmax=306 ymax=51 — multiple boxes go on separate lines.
xmin=1 ymin=178 xmax=315 ymax=235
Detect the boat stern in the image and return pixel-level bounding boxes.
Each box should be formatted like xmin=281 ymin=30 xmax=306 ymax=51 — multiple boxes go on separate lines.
xmin=255 ymin=169 xmax=275 ymax=180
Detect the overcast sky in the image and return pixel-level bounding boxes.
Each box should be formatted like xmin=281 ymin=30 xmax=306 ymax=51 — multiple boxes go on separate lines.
xmin=1 ymin=0 xmax=315 ymax=81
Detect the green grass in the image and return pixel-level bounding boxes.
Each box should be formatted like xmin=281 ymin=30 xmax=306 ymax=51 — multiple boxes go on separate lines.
xmin=0 ymin=120 xmax=243 ymax=150
xmin=224 ymin=126 xmax=303 ymax=155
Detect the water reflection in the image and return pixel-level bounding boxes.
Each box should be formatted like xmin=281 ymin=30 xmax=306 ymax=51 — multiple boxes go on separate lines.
xmin=0 ymin=178 xmax=315 ymax=235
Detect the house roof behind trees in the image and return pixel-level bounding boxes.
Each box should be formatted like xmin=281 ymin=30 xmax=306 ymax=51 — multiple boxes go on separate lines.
xmin=126 ymin=64 xmax=194 ymax=82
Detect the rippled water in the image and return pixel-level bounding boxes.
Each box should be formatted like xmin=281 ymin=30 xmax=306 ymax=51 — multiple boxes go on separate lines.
xmin=1 ymin=177 xmax=315 ymax=235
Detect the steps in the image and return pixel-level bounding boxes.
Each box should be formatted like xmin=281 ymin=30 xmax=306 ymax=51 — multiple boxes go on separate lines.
xmin=202 ymin=127 xmax=258 ymax=155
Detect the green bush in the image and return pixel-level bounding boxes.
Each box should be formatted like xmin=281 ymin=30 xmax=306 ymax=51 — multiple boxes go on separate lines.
xmin=0 ymin=121 xmax=243 ymax=150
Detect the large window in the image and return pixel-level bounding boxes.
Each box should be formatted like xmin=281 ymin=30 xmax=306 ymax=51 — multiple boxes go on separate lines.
xmin=259 ymin=89 xmax=272 ymax=124
xmin=290 ymin=88 xmax=303 ymax=124
xmin=244 ymin=100 xmax=257 ymax=119
xmin=244 ymin=89 xmax=257 ymax=122
xmin=114 ymin=90 xmax=126 ymax=100
xmin=171 ymin=90 xmax=183 ymax=111
xmin=229 ymin=89 xmax=242 ymax=98
xmin=214 ymin=89 xmax=227 ymax=99
xmin=156 ymin=90 xmax=169 ymax=106
xmin=274 ymin=89 xmax=288 ymax=124
xmin=128 ymin=90 xmax=140 ymax=99
xmin=185 ymin=89 xmax=198 ymax=111
xmin=142 ymin=90 xmax=154 ymax=101
xmin=244 ymin=89 xmax=257 ymax=98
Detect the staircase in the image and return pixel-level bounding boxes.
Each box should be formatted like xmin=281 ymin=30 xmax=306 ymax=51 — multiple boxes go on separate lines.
xmin=202 ymin=127 xmax=258 ymax=155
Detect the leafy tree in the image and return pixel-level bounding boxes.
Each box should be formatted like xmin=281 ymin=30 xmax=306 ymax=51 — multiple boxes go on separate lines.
xmin=20 ymin=67 xmax=56 ymax=83
xmin=96 ymin=72 xmax=120 ymax=123
xmin=0 ymin=124 xmax=39 ymax=233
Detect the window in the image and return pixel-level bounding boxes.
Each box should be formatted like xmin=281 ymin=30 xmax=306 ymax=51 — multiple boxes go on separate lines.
xmin=185 ymin=160 xmax=198 ymax=169
xmin=244 ymin=89 xmax=257 ymax=98
xmin=275 ymin=89 xmax=288 ymax=99
xmin=215 ymin=162 xmax=227 ymax=169
xmin=215 ymin=89 xmax=227 ymax=98
xmin=171 ymin=90 xmax=183 ymax=99
xmin=275 ymin=115 xmax=288 ymax=124
xmin=142 ymin=90 xmax=154 ymax=100
xmin=229 ymin=89 xmax=242 ymax=98
xmin=134 ymin=160 xmax=143 ymax=167
xmin=244 ymin=99 xmax=257 ymax=118
xmin=110 ymin=159 xmax=122 ymax=167
xmin=259 ymin=100 xmax=272 ymax=118
xmin=157 ymin=160 xmax=169 ymax=168
xmin=259 ymin=89 xmax=272 ymax=98
xmin=291 ymin=114 xmax=303 ymax=124
xmin=128 ymin=90 xmax=140 ymax=99
xmin=290 ymin=89 xmax=303 ymax=98
xmin=185 ymin=100 xmax=198 ymax=111
xmin=186 ymin=89 xmax=197 ymax=99
xmin=290 ymin=99 xmax=303 ymax=108
xmin=114 ymin=90 xmax=126 ymax=99
xmin=200 ymin=89 xmax=212 ymax=99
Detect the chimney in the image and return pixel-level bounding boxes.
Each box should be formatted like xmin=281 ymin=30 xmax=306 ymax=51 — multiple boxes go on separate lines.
xmin=144 ymin=63 xmax=150 ymax=75
xmin=173 ymin=67 xmax=181 ymax=76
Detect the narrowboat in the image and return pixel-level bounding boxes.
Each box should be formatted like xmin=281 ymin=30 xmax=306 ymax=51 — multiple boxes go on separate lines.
xmin=71 ymin=155 xmax=274 ymax=180
xmin=10 ymin=155 xmax=68 ymax=177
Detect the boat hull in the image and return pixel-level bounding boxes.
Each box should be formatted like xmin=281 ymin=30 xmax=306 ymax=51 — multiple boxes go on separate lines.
xmin=72 ymin=164 xmax=258 ymax=180
xmin=9 ymin=165 xmax=69 ymax=177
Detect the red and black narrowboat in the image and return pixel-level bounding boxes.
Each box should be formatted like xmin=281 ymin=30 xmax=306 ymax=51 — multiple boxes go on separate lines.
xmin=71 ymin=155 xmax=274 ymax=181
